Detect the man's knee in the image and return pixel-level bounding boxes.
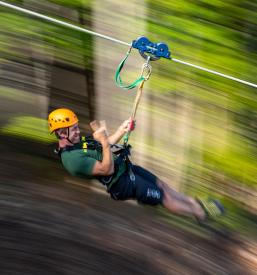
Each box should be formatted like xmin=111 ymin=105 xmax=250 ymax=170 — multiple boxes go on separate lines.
xmin=161 ymin=190 xmax=181 ymax=212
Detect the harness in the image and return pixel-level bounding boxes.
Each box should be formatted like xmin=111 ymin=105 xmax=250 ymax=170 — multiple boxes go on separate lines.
xmin=55 ymin=136 xmax=135 ymax=190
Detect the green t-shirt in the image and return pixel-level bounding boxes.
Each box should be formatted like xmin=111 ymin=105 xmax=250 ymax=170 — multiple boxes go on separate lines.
xmin=61 ymin=142 xmax=127 ymax=186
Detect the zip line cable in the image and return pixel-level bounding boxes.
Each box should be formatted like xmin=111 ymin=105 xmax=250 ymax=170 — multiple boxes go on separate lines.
xmin=172 ymin=58 xmax=257 ymax=88
xmin=1 ymin=1 xmax=257 ymax=89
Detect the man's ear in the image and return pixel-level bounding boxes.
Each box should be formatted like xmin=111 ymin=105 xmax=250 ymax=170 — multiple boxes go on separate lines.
xmin=55 ymin=128 xmax=68 ymax=140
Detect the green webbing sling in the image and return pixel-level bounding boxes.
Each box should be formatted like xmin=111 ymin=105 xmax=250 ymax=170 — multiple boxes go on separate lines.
xmin=115 ymin=47 xmax=145 ymax=90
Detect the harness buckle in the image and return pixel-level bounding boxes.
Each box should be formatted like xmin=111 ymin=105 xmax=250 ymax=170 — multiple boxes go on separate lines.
xmin=100 ymin=175 xmax=113 ymax=185
xmin=128 ymin=167 xmax=135 ymax=182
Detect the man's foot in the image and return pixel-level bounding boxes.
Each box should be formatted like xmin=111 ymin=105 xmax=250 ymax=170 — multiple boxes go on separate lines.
xmin=196 ymin=198 xmax=225 ymax=223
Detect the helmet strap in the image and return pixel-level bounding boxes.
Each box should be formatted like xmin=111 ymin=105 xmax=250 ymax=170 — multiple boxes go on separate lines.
xmin=55 ymin=127 xmax=73 ymax=144
xmin=66 ymin=127 xmax=73 ymax=144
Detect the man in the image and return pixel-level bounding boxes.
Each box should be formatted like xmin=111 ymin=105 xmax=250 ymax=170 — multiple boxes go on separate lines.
xmin=48 ymin=108 xmax=224 ymax=223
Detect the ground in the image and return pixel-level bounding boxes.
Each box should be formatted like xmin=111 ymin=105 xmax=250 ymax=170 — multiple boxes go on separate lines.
xmin=0 ymin=136 xmax=256 ymax=274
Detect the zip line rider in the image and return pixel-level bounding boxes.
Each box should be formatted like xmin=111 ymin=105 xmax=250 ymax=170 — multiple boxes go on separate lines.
xmin=48 ymin=108 xmax=224 ymax=222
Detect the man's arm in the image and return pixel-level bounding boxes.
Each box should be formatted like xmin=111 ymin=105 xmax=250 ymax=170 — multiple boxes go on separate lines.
xmin=90 ymin=123 xmax=114 ymax=176
xmin=108 ymin=119 xmax=133 ymax=145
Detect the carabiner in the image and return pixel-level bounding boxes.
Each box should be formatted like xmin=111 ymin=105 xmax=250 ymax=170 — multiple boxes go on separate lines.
xmin=140 ymin=62 xmax=152 ymax=80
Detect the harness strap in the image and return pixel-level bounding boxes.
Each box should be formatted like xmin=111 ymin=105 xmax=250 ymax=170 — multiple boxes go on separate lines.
xmin=56 ymin=136 xmax=134 ymax=189
xmin=55 ymin=136 xmax=101 ymax=155
xmin=98 ymin=144 xmax=135 ymax=190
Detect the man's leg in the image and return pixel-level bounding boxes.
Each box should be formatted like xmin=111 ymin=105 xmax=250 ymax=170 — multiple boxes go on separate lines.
xmin=156 ymin=179 xmax=206 ymax=220
xmin=132 ymin=165 xmax=205 ymax=220
xmin=132 ymin=165 xmax=223 ymax=221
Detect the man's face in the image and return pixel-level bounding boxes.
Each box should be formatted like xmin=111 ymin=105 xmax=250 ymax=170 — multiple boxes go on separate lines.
xmin=57 ymin=123 xmax=80 ymax=143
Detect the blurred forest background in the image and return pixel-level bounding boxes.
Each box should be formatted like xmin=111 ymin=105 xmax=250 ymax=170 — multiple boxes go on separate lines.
xmin=0 ymin=0 xmax=257 ymax=258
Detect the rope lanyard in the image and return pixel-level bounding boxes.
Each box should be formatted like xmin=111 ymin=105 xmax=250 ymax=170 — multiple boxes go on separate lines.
xmin=123 ymin=81 xmax=145 ymax=144
xmin=123 ymin=59 xmax=152 ymax=145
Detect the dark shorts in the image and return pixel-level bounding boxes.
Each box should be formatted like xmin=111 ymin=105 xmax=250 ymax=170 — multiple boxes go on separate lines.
xmin=109 ymin=165 xmax=164 ymax=206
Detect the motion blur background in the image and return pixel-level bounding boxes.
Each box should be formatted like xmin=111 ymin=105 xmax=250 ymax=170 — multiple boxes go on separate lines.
xmin=0 ymin=0 xmax=257 ymax=274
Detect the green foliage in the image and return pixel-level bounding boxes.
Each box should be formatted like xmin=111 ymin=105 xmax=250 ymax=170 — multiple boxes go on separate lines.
xmin=1 ymin=116 xmax=56 ymax=144
xmin=48 ymin=0 xmax=92 ymax=9
xmin=1 ymin=4 xmax=93 ymax=68
xmin=147 ymin=0 xmax=257 ymax=191
xmin=0 ymin=85 xmax=35 ymax=103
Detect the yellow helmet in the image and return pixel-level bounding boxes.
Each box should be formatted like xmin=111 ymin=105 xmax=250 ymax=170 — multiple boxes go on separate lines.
xmin=48 ymin=108 xmax=78 ymax=133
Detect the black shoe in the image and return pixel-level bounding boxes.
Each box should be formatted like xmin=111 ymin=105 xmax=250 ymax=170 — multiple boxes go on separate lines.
xmin=197 ymin=198 xmax=225 ymax=222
